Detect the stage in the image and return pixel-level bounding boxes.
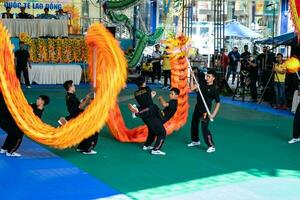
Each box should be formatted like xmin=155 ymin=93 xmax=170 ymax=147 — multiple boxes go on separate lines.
xmin=21 ymin=64 xmax=82 ymax=85
xmin=0 ymin=84 xmax=299 ymax=199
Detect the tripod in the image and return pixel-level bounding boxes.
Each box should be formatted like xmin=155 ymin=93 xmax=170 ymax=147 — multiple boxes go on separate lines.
xmin=258 ymin=70 xmax=274 ymax=104
xmin=232 ymin=70 xmax=250 ymax=102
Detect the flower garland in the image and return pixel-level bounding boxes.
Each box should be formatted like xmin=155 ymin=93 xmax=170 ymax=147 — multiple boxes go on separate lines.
xmin=19 ymin=32 xmax=32 ymax=46
xmin=48 ymin=38 xmax=56 ymax=63
xmin=56 ymin=38 xmax=63 ymax=63
xmin=22 ymin=37 xmax=88 ymax=63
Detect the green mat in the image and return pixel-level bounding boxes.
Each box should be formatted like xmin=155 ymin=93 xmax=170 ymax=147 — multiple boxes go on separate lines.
xmin=23 ymin=87 xmax=300 ymax=199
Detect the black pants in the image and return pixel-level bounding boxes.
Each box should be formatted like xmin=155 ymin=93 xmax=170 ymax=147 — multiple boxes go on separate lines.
xmin=239 ymin=73 xmax=246 ymax=88
xmin=16 ymin=67 xmax=30 ymax=86
xmin=138 ymin=105 xmax=166 ymax=150
xmin=144 ymin=118 xmax=166 ymax=150
xmin=261 ymin=70 xmax=272 ymax=88
xmin=191 ymin=104 xmax=214 ymax=147
xmin=77 ymin=132 xmax=99 ymax=152
xmin=163 ymin=70 xmax=171 ymax=87
xmin=226 ymin=65 xmax=237 ymax=84
xmin=152 ymin=62 xmax=161 ymax=81
xmin=141 ymin=71 xmax=154 ymax=83
xmin=293 ymin=104 xmax=300 ymax=138
xmin=219 ymin=78 xmax=233 ymax=95
xmin=249 ymin=74 xmax=258 ymax=100
xmin=1 ymin=121 xmax=24 ymax=153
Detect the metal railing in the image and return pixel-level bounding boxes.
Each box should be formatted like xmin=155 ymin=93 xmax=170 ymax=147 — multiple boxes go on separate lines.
xmin=79 ymin=17 xmax=131 ymax=39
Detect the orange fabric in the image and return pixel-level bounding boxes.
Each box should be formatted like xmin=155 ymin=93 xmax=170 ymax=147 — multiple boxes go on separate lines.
xmin=0 ymin=23 xmax=127 ymax=149
xmin=0 ymin=20 xmax=189 ymax=146
xmin=106 ymin=36 xmax=190 ymax=142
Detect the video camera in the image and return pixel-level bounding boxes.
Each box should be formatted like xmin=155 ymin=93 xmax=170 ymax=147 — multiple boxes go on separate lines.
xmin=241 ymin=57 xmax=251 ymax=76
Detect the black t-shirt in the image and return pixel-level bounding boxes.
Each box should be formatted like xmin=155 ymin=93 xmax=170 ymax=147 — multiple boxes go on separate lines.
xmin=134 ymin=86 xmax=153 ymax=109
xmin=0 ymin=93 xmax=13 ymax=121
xmin=241 ymin=51 xmax=251 ymax=59
xmin=228 ymin=51 xmax=240 ymax=67
xmin=0 ymin=93 xmax=22 ymax=134
xmin=162 ymin=99 xmax=177 ymax=122
xmin=17 ymin=13 xmax=32 ymax=19
xmin=65 ymin=92 xmax=82 ymax=120
xmin=30 ymin=103 xmax=43 ymax=118
xmin=0 ymin=94 xmax=42 ymax=132
xmin=1 ymin=13 xmax=13 ymax=18
xmin=196 ymin=83 xmax=220 ymax=112
xmin=240 ymin=51 xmax=251 ymax=69
xmin=0 ymin=94 xmax=45 ymax=119
xmin=15 ymin=49 xmax=30 ymax=68
xmin=257 ymin=52 xmax=275 ymax=71
xmin=248 ymin=59 xmax=258 ymax=75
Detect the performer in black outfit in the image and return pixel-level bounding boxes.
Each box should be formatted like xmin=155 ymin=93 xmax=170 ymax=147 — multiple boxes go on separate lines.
xmin=128 ymin=76 xmax=167 ymax=155
xmin=0 ymin=94 xmax=50 ymax=157
xmin=62 ymin=80 xmax=99 ymax=155
xmin=187 ymin=69 xmax=221 ymax=153
xmin=15 ymin=41 xmax=31 ymax=88
xmin=288 ymin=103 xmax=300 ymax=144
xmin=158 ymin=87 xmax=179 ymax=123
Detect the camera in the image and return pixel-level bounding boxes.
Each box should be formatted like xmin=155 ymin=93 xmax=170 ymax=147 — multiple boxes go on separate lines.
xmin=241 ymin=56 xmax=250 ymax=65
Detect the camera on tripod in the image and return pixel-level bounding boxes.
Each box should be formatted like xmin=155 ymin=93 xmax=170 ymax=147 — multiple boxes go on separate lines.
xmin=240 ymin=57 xmax=251 ymax=76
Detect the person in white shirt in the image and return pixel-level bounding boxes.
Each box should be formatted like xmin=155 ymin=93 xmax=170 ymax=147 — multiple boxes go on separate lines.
xmin=152 ymin=44 xmax=162 ymax=83
xmin=56 ymin=8 xmax=68 ymax=20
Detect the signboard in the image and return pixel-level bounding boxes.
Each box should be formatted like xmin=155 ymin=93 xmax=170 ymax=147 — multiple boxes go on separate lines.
xmin=0 ymin=1 xmax=81 ymax=15
xmin=0 ymin=1 xmax=82 ymax=34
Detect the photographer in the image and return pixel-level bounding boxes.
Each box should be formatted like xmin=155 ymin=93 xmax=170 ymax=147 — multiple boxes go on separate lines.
xmin=226 ymin=47 xmax=240 ymax=85
xmin=247 ymin=56 xmax=258 ymax=102
xmin=256 ymin=46 xmax=276 ymax=104
xmin=257 ymin=46 xmax=276 ymax=87
xmin=240 ymin=45 xmax=251 ymax=88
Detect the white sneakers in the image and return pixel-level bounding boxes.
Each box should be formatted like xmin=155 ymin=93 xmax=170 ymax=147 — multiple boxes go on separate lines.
xmin=143 ymin=146 xmax=165 ymax=155
xmin=0 ymin=148 xmax=7 ymax=154
xmin=1 ymin=148 xmax=22 ymax=157
xmin=82 ymin=150 xmax=97 ymax=155
xmin=288 ymin=138 xmax=300 ymax=144
xmin=143 ymin=146 xmax=153 ymax=150
xmin=187 ymin=141 xmax=201 ymax=147
xmin=187 ymin=141 xmax=216 ymax=153
xmin=206 ymin=147 xmax=216 ymax=153
xmin=1 ymin=149 xmax=21 ymax=157
xmin=151 ymin=150 xmax=166 ymax=155
xmin=6 ymin=152 xmax=22 ymax=157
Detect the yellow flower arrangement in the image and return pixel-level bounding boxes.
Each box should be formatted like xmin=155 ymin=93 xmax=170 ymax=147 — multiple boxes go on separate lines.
xmin=19 ymin=32 xmax=32 ymax=46
xmin=23 ymin=37 xmax=87 ymax=63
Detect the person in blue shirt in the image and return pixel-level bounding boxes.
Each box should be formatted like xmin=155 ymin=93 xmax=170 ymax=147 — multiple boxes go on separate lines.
xmin=226 ymin=47 xmax=241 ymax=85
xmin=36 ymin=8 xmax=57 ymax=19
